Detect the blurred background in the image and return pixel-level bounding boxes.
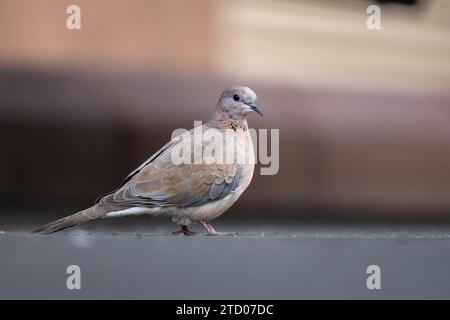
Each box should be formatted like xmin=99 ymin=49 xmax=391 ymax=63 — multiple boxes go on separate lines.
xmin=1 ymin=0 xmax=450 ymax=226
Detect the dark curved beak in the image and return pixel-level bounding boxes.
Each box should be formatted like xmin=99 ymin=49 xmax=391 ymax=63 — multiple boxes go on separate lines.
xmin=247 ymin=103 xmax=263 ymax=117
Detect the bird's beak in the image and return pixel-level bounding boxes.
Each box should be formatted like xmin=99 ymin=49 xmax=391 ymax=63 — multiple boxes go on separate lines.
xmin=247 ymin=103 xmax=263 ymax=117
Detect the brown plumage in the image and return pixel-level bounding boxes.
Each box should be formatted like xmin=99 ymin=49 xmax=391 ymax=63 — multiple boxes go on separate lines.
xmin=34 ymin=86 xmax=263 ymax=235
xmin=33 ymin=204 xmax=111 ymax=234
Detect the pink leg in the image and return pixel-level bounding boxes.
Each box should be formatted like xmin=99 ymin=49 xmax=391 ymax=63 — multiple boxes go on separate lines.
xmin=172 ymin=225 xmax=196 ymax=236
xmin=200 ymin=220 xmax=218 ymax=234
xmin=200 ymin=220 xmax=237 ymax=236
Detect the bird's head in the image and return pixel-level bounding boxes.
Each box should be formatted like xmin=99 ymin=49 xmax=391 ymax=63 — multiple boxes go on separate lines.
xmin=215 ymin=86 xmax=263 ymax=119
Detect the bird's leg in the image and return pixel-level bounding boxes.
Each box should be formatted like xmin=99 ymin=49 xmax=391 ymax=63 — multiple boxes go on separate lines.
xmin=172 ymin=225 xmax=196 ymax=236
xmin=200 ymin=220 xmax=218 ymax=234
xmin=200 ymin=220 xmax=237 ymax=236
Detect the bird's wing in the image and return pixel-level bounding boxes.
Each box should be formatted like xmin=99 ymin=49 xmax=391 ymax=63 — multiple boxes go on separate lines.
xmin=98 ymin=129 xmax=243 ymax=208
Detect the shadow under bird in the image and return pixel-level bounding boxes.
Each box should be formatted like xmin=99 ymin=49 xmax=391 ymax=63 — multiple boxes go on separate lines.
xmin=34 ymin=86 xmax=263 ymax=235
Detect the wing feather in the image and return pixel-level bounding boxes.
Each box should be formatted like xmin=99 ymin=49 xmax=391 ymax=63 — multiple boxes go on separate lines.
xmin=98 ymin=127 xmax=243 ymax=208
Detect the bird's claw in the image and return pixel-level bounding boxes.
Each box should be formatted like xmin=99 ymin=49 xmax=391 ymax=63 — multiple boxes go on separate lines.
xmin=172 ymin=225 xmax=196 ymax=236
xmin=172 ymin=222 xmax=238 ymax=236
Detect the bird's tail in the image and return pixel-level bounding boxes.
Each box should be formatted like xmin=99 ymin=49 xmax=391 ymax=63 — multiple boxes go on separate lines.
xmin=33 ymin=204 xmax=109 ymax=234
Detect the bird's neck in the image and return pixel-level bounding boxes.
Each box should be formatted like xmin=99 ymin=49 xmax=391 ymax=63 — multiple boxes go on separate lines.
xmin=208 ymin=113 xmax=248 ymax=131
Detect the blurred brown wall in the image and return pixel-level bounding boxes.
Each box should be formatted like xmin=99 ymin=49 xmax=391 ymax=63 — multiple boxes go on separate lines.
xmin=0 ymin=0 xmax=212 ymax=70
xmin=2 ymin=69 xmax=450 ymax=218
xmin=1 ymin=0 xmax=450 ymax=219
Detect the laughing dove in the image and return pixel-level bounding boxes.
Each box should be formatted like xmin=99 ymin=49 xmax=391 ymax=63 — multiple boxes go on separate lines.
xmin=34 ymin=86 xmax=263 ymax=235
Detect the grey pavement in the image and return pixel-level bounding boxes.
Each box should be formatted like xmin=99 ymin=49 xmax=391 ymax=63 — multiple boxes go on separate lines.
xmin=1 ymin=218 xmax=450 ymax=299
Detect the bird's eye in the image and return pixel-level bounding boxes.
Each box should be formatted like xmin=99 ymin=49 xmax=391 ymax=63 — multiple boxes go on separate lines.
xmin=233 ymin=94 xmax=240 ymax=102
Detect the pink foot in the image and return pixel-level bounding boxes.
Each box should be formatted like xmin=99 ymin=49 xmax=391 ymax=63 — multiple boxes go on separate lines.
xmin=172 ymin=225 xmax=196 ymax=236
xmin=200 ymin=221 xmax=237 ymax=236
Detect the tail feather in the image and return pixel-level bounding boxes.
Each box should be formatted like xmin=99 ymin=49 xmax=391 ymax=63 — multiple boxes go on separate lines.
xmin=33 ymin=204 xmax=109 ymax=234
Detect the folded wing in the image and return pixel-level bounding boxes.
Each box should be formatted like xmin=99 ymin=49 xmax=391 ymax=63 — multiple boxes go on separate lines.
xmin=98 ymin=132 xmax=242 ymax=208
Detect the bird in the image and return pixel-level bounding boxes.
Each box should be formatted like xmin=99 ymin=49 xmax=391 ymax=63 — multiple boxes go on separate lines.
xmin=33 ymin=85 xmax=263 ymax=235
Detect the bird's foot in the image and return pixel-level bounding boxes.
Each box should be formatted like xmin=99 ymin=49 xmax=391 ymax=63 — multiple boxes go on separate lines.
xmin=172 ymin=225 xmax=196 ymax=236
xmin=200 ymin=221 xmax=238 ymax=236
